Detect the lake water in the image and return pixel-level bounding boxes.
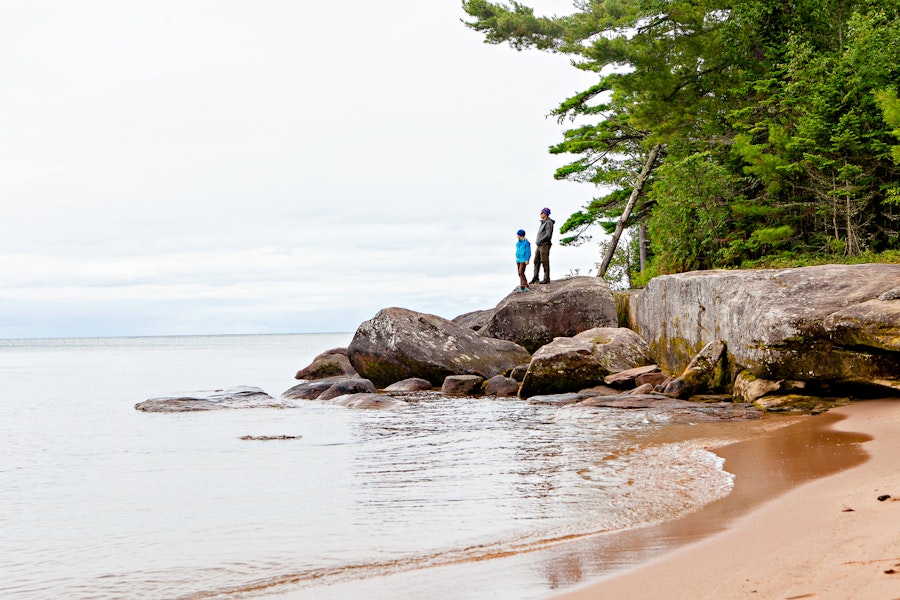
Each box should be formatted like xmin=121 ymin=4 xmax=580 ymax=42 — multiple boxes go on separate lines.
xmin=1 ymin=334 xmax=768 ymax=599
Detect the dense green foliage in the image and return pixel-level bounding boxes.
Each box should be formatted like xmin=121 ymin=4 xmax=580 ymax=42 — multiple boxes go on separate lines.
xmin=463 ymin=0 xmax=900 ymax=281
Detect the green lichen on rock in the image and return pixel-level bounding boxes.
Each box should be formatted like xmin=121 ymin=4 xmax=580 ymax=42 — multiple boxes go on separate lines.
xmin=753 ymin=394 xmax=851 ymax=413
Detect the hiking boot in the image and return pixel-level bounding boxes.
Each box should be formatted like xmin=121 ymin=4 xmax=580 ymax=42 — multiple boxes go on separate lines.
xmin=539 ymin=279 xmax=550 ymax=284
xmin=529 ymin=277 xmax=539 ymax=284
xmin=522 ymin=287 xmax=529 ymax=292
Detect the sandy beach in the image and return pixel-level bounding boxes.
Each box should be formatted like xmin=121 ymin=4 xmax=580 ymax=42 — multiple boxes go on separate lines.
xmin=556 ymin=398 xmax=900 ymax=600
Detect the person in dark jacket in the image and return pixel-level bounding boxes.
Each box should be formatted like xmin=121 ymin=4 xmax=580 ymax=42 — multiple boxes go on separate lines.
xmin=530 ymin=207 xmax=554 ymax=284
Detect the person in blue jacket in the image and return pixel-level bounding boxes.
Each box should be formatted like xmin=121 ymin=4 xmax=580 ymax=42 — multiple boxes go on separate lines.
xmin=515 ymin=229 xmax=531 ymax=293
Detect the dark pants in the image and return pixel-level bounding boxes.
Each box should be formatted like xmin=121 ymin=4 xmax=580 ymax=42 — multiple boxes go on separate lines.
xmin=517 ymin=262 xmax=528 ymax=287
xmin=532 ymin=244 xmax=550 ymax=281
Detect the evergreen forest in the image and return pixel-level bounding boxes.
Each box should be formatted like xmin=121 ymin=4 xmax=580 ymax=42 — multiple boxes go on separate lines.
xmin=462 ymin=0 xmax=900 ymax=285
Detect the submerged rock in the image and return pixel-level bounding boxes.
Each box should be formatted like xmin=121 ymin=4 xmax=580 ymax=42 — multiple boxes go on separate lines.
xmin=475 ymin=276 xmax=619 ymax=353
xmin=135 ymin=386 xmax=289 ymax=412
xmin=329 ymin=393 xmax=405 ymax=409
xmin=348 ymin=307 xmax=531 ymax=387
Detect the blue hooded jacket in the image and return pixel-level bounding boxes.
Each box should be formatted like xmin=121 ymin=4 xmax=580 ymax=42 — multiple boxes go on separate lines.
xmin=516 ymin=238 xmax=532 ymax=263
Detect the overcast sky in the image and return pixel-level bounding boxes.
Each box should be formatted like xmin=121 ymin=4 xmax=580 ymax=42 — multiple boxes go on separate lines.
xmin=0 ymin=0 xmax=606 ymax=339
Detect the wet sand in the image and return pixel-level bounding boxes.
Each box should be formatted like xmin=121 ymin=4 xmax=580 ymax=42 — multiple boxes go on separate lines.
xmin=555 ymin=398 xmax=900 ymax=600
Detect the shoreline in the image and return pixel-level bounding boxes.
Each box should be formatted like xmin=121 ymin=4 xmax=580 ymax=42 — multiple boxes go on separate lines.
xmin=554 ymin=398 xmax=900 ymax=599
xmin=256 ymin=403 xmax=879 ymax=599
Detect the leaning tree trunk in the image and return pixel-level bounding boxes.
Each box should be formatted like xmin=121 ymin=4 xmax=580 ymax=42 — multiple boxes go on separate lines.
xmin=598 ymin=144 xmax=661 ymax=277
xmin=639 ymin=222 xmax=648 ymax=272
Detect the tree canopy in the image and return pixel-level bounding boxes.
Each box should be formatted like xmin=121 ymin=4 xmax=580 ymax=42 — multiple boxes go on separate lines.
xmin=462 ymin=0 xmax=900 ymax=281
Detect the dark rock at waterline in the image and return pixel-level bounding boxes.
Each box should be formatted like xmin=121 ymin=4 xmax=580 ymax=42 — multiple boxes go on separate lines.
xmin=518 ymin=327 xmax=654 ymax=398
xmin=330 ymin=393 xmax=405 ymax=409
xmin=474 ymin=276 xmax=619 ymax=353
xmin=318 ymin=377 xmax=377 ymax=400
xmin=631 ymin=264 xmax=900 ymax=390
xmin=509 ymin=364 xmax=529 ymax=382
xmin=441 ymin=375 xmax=484 ymax=395
xmin=348 ymin=307 xmax=531 ymax=387
xmin=135 ymin=386 xmax=290 ymax=412
xmin=483 ymin=375 xmax=520 ymax=397
xmin=295 ymin=347 xmax=357 ymax=380
xmin=383 ymin=378 xmax=434 ymax=392
xmin=282 ymin=376 xmax=376 ymax=400
xmin=282 ymin=377 xmax=345 ymax=399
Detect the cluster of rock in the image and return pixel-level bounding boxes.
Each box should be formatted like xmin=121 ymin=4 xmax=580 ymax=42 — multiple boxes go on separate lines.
xmin=286 ymin=266 xmax=900 ymax=412
xmin=137 ymin=265 xmax=900 ymax=414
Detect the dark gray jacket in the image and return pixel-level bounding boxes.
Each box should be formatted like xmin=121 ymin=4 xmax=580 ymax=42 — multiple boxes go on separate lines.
xmin=535 ymin=217 xmax=555 ymax=246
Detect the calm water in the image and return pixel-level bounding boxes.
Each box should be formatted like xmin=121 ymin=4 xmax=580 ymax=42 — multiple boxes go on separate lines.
xmin=1 ymin=334 xmax=740 ymax=599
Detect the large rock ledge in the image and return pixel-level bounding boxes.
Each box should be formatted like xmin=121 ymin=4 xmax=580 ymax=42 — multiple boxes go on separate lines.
xmin=631 ymin=263 xmax=900 ymax=391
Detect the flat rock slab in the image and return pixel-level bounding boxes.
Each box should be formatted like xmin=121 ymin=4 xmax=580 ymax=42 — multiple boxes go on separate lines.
xmin=577 ymin=395 xmax=762 ymax=421
xmin=135 ymin=386 xmax=289 ymax=412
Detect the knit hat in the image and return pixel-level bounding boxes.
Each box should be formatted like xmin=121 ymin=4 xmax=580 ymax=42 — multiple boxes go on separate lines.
xmin=516 ymin=229 xmax=525 ymax=237
xmin=541 ymin=207 xmax=551 ymax=216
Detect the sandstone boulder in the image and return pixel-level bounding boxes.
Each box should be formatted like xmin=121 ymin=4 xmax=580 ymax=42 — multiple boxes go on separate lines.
xmin=518 ymin=327 xmax=654 ymax=398
xmin=633 ymin=264 xmax=900 ymax=389
xmin=732 ymin=370 xmax=808 ymax=403
xmin=295 ymin=347 xmax=357 ymax=380
xmin=383 ymin=378 xmax=433 ymax=392
xmin=282 ymin=376 xmax=376 ymax=400
xmin=442 ymin=375 xmax=484 ymax=395
xmin=476 ymin=276 xmax=618 ymax=352
xmin=604 ymin=364 xmax=661 ymax=388
xmin=348 ymin=307 xmax=531 ymax=387
xmin=660 ymin=340 xmax=727 ymax=399
xmin=318 ymin=378 xmax=377 ymax=400
xmin=483 ymin=375 xmax=520 ymax=397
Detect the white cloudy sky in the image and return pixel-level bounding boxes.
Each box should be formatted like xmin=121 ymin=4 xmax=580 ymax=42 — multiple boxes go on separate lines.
xmin=0 ymin=0 xmax=606 ymax=338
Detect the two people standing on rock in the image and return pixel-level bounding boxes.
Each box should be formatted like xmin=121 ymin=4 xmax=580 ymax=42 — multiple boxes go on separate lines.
xmin=515 ymin=207 xmax=554 ymax=292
